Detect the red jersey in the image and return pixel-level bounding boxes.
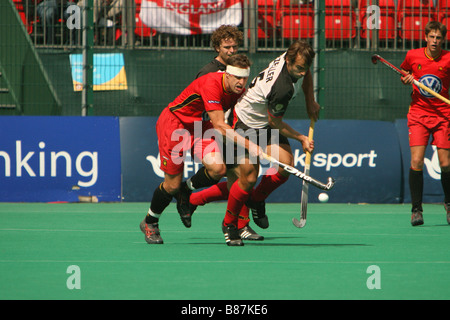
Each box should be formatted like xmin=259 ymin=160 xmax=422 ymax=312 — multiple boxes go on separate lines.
xmin=401 ymin=48 xmax=450 ymax=116
xmin=166 ymin=72 xmax=244 ymax=129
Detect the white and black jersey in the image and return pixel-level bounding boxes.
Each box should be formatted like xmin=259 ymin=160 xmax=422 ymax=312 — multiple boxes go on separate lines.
xmin=234 ymin=53 xmax=302 ymax=129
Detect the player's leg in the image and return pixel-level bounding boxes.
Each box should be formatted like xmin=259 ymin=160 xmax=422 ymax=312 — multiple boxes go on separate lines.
xmin=141 ymin=108 xmax=187 ymax=243
xmin=409 ymin=145 xmax=426 ymax=226
xmin=188 ymin=140 xmax=239 ymax=207
xmin=232 ymin=164 xmax=263 ymax=240
xmin=140 ymin=173 xmax=183 ymax=244
xmin=407 ymin=113 xmax=430 ymax=226
xmin=237 ymin=204 xmax=264 ymax=240
xmin=190 ymin=180 xmax=229 ymax=206
xmin=252 ymin=142 xmax=291 ymax=198
xmin=189 ymin=165 xmax=240 ymax=207
xmin=246 ymin=141 xmax=291 ymax=229
xmin=177 ymin=139 xmax=227 ymax=227
xmin=222 ymin=162 xmax=258 ymax=246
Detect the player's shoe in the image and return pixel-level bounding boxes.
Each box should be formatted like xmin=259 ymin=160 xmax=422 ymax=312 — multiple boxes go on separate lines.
xmin=189 ymin=202 xmax=198 ymax=216
xmin=140 ymin=219 xmax=164 ymax=244
xmin=411 ymin=208 xmax=424 ymax=226
xmin=222 ymin=222 xmax=244 ymax=246
xmin=246 ymin=198 xmax=269 ymax=229
xmin=239 ymin=225 xmax=264 ymax=241
xmin=445 ymin=203 xmax=450 ymax=224
xmin=176 ymin=182 xmax=193 ymax=228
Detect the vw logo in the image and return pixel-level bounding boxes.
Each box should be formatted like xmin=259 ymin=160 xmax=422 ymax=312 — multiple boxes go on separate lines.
xmin=418 ymin=74 xmax=442 ymax=98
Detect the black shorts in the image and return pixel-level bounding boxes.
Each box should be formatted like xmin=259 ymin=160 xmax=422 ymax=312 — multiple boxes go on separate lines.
xmin=221 ymin=117 xmax=290 ymax=167
xmin=233 ymin=117 xmax=290 ymax=147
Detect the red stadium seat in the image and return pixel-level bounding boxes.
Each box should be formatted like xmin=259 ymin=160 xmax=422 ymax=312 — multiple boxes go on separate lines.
xmin=278 ymin=0 xmax=315 ymax=39
xmin=325 ymin=0 xmax=357 ymax=40
xmin=279 ymin=0 xmax=356 ymax=40
xmin=436 ymin=0 xmax=450 ymax=28
xmin=255 ymin=0 xmax=277 ymax=39
xmin=359 ymin=0 xmax=397 ymax=40
xmin=398 ymin=0 xmax=436 ymax=40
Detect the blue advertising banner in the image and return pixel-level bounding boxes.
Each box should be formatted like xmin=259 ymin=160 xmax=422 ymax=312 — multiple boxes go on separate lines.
xmin=120 ymin=117 xmax=161 ymax=202
xmin=395 ymin=119 xmax=445 ymax=203
xmin=120 ymin=118 xmax=403 ymax=204
xmin=0 ymin=116 xmax=121 ymax=202
xmin=267 ymin=120 xmax=402 ymax=204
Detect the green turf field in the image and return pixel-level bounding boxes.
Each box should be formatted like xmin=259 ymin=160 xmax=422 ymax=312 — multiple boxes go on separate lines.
xmin=0 ymin=202 xmax=449 ymax=300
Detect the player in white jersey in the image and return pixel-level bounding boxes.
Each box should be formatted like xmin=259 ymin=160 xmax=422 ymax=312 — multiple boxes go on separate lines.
xmin=235 ymin=52 xmax=301 ymax=128
xmin=226 ymin=40 xmax=319 ymax=234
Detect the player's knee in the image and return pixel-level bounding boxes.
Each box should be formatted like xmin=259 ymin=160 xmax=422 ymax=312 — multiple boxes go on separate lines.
xmin=280 ymin=155 xmax=294 ymax=167
xmin=243 ymin=169 xmax=259 ymax=187
xmin=410 ymin=159 xmax=424 ymax=170
xmin=162 ymin=175 xmax=183 ymax=195
xmin=239 ymin=177 xmax=257 ymax=192
xmin=207 ymin=164 xmax=227 ymax=180
xmin=247 ymin=175 xmax=258 ymax=187
xmin=163 ymin=181 xmax=182 ymax=195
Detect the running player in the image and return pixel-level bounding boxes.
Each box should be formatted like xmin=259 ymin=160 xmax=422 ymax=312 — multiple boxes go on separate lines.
xmin=220 ymin=40 xmax=319 ymax=245
xmin=176 ymin=25 xmax=264 ymax=240
xmin=400 ymin=21 xmax=450 ymax=226
xmin=140 ymin=54 xmax=261 ymax=244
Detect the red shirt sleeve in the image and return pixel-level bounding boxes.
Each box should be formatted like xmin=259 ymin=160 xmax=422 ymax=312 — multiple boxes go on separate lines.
xmin=400 ymin=51 xmax=412 ymax=72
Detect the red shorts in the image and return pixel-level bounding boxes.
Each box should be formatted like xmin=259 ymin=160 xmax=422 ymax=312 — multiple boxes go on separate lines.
xmin=407 ymin=112 xmax=450 ymax=149
xmin=156 ymin=108 xmax=222 ymax=175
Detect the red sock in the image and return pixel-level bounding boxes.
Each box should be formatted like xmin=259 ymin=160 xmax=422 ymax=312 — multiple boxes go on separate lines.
xmin=238 ymin=205 xmax=250 ymax=229
xmin=190 ymin=181 xmax=229 ymax=206
xmin=224 ymin=181 xmax=250 ymax=227
xmin=251 ymin=171 xmax=288 ymax=202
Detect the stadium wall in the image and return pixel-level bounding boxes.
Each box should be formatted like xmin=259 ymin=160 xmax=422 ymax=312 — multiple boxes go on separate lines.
xmin=37 ymin=50 xmax=414 ymax=121
xmin=0 ymin=116 xmax=445 ymax=204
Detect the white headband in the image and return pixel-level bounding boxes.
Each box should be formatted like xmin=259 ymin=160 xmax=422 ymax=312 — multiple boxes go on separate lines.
xmin=226 ymin=65 xmax=250 ymax=78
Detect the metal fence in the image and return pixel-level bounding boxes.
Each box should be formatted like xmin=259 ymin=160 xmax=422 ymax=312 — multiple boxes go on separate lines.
xmin=11 ymin=0 xmax=450 ymax=51
xmin=2 ymin=0 xmax=449 ymax=119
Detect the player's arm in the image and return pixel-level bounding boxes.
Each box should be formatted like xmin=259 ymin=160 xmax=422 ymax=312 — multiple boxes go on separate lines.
xmin=302 ymin=70 xmax=320 ymax=121
xmin=208 ymin=110 xmax=262 ymax=157
xmin=400 ymin=54 xmax=414 ymax=85
xmin=268 ymin=112 xmax=314 ymax=153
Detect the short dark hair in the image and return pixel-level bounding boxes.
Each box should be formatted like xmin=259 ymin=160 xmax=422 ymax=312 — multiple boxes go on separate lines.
xmin=211 ymin=25 xmax=244 ymax=50
xmin=425 ymin=21 xmax=447 ymax=38
xmin=227 ymin=54 xmax=252 ymax=69
xmin=285 ymin=40 xmax=316 ymax=67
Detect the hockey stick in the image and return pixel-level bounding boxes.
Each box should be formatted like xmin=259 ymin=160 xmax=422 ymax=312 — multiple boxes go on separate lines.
xmin=293 ymin=120 xmax=315 ymax=228
xmin=371 ymin=54 xmax=450 ymax=105
xmin=261 ymin=151 xmax=335 ymax=191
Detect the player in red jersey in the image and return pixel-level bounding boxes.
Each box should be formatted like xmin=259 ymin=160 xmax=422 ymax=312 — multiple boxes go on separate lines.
xmin=400 ymin=21 xmax=450 ymax=226
xmin=140 ymin=54 xmax=262 ymax=244
xmin=187 ymin=25 xmax=265 ymax=240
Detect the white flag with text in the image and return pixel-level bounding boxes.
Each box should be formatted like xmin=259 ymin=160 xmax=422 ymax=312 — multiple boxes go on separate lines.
xmin=140 ymin=0 xmax=243 ymax=35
